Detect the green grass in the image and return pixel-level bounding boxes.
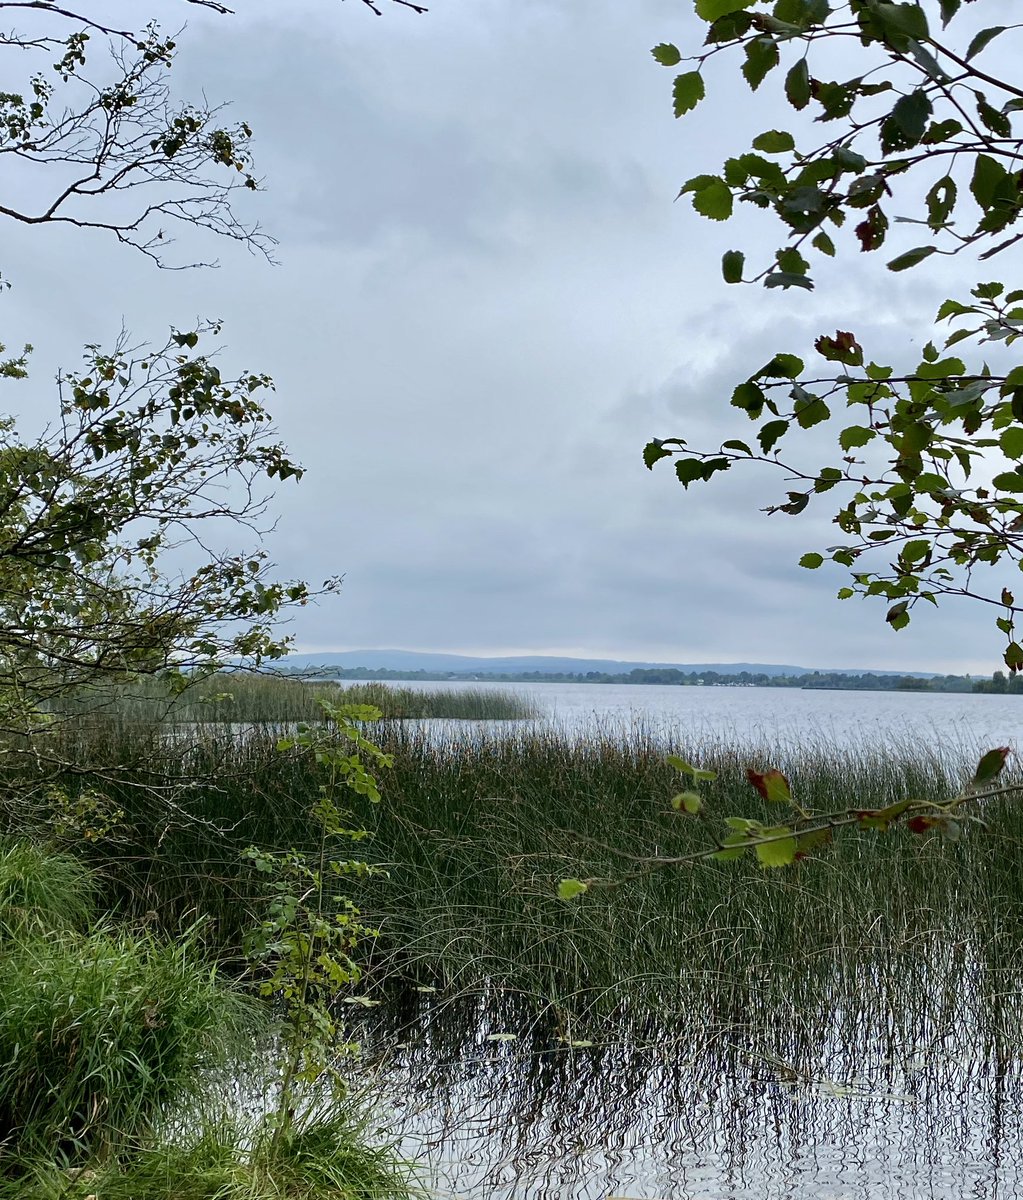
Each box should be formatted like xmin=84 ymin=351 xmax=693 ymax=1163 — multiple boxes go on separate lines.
xmin=3 ymin=1113 xmax=416 ymax=1200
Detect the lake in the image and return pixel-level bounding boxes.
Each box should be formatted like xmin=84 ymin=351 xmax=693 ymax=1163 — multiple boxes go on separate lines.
xmin=344 ymin=680 xmax=1023 ymax=1198
xmin=373 ymin=678 xmax=1023 ymax=755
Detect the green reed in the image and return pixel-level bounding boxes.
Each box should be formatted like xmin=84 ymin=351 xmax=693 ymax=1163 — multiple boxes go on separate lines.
xmin=53 ymin=671 xmax=537 ymax=723
xmin=15 ymin=716 xmax=1023 ymax=1035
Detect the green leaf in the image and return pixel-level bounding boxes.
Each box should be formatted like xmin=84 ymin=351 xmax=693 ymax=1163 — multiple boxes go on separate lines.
xmin=651 ymin=43 xmax=682 ymax=66
xmin=873 ymin=2 xmax=929 ymax=42
xmin=891 ymin=89 xmax=932 ymax=144
xmin=692 ymin=179 xmax=733 ymax=220
xmin=743 ymin=37 xmax=780 ymax=90
xmin=977 ymin=99 xmax=1012 ymax=139
xmin=758 ymin=419 xmax=789 ymax=453
xmin=754 ymin=827 xmax=798 ymax=868
xmin=764 ymin=272 xmax=814 ymax=291
xmin=667 ymin=754 xmax=717 ymax=781
xmin=840 ymin=425 xmax=875 ymax=450
xmin=722 ymin=249 xmax=745 ymax=283
xmin=887 ymin=245 xmax=937 ymax=272
xmin=732 ymin=380 xmax=766 ymax=416
xmin=886 ymin=600 xmax=910 ymax=630
xmin=673 ymin=71 xmax=706 ymax=117
xmin=558 ymin=879 xmax=589 ymax=901
xmin=758 ymin=353 xmax=804 ymax=379
xmin=752 ymin=129 xmax=794 ymax=154
xmin=799 ymin=552 xmax=824 ymax=568
xmin=926 ymin=176 xmax=957 ymax=228
xmin=971 ymin=154 xmax=1009 ymax=211
xmin=643 ymin=440 xmax=673 ymax=469
xmin=671 ymin=791 xmax=704 ymax=815
xmin=973 ymin=746 xmax=1010 ymax=785
xmin=939 ymin=0 xmax=960 ymax=26
xmin=901 ymin=539 xmax=930 ymax=563
xmin=785 ymin=59 xmax=811 ymax=110
xmin=993 ymin=471 xmax=1023 ymax=493
xmin=812 ymin=231 xmax=836 ymax=256
xmin=967 ymin=26 xmax=1007 ymax=60
xmin=793 ymin=391 xmax=830 ymax=428
xmin=1000 ymin=427 xmax=1023 ymax=460
xmin=695 ymin=0 xmax=756 ymax=19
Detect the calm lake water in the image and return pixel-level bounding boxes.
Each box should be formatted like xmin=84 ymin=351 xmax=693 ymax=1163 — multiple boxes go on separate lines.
xmin=377 ymin=678 xmax=1023 ymax=754
xmin=349 ymin=680 xmax=1023 ymax=1198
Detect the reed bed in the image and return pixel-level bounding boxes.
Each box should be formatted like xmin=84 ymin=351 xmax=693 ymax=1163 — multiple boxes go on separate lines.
xmin=52 ymin=671 xmax=537 ymax=723
xmin=13 ymin=717 xmax=1023 ymax=1037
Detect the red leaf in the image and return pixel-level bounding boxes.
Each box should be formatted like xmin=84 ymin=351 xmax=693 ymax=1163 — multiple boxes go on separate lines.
xmin=747 ymin=767 xmax=792 ymax=804
xmin=907 ymin=815 xmax=940 ymax=835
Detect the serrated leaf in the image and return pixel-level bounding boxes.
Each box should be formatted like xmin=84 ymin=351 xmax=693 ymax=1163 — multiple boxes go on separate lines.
xmin=651 ymin=42 xmax=682 ymax=66
xmin=812 ymin=230 xmax=836 ymax=256
xmin=722 ymin=249 xmax=745 ymax=283
xmin=926 ymin=176 xmax=957 ymax=228
xmin=743 ymin=37 xmax=780 ymax=90
xmin=840 ymin=425 xmax=875 ymax=450
xmin=558 ymin=879 xmax=588 ymax=901
xmin=692 ymin=179 xmax=733 ymax=220
xmin=758 ymin=353 xmax=804 ymax=379
xmin=755 ymin=827 xmax=798 ymax=868
xmin=643 ymin=439 xmax=672 ymax=469
xmin=967 ymin=26 xmax=1007 ymax=60
xmin=752 ymin=129 xmax=794 ymax=154
xmin=673 ymin=71 xmax=706 ymax=117
xmin=695 ymin=0 xmax=756 ymax=19
xmin=1000 ymin=427 xmax=1023 ymax=460
xmin=666 ymin=754 xmax=717 ymax=781
xmin=799 ymin=552 xmax=824 ymax=568
xmin=891 ymin=89 xmax=932 ymax=144
xmin=758 ymin=419 xmax=789 ymax=453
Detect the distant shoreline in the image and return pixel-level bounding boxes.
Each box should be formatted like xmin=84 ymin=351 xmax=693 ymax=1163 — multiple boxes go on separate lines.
xmin=290 ymin=666 xmax=1009 ymax=695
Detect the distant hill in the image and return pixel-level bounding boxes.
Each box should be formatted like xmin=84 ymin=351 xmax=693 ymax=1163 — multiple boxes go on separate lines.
xmin=281 ymin=649 xmax=936 ymax=679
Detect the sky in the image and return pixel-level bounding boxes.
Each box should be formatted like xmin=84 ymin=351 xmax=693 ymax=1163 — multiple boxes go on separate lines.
xmin=3 ymin=0 xmax=1020 ymax=674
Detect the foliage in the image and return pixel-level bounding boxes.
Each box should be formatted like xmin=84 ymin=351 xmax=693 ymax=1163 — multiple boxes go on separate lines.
xmin=645 ymin=0 xmax=1023 ymax=666
xmin=242 ymin=700 xmax=392 ymax=1146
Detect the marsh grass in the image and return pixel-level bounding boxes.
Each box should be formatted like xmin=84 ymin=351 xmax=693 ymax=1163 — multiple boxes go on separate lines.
xmin=53 ymin=671 xmax=537 ymax=723
xmin=19 ymin=718 xmax=1023 ymax=1034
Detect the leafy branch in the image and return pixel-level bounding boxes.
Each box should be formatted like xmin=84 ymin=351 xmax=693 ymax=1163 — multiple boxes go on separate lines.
xmin=559 ymin=744 xmax=1015 ymax=897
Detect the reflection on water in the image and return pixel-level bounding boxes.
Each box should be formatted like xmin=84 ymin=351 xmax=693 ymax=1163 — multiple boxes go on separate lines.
xmin=347 ymin=987 xmax=1023 ymax=1199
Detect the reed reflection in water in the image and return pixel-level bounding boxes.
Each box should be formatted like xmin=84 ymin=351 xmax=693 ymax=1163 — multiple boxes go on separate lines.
xmin=349 ymin=989 xmax=1023 ymax=1199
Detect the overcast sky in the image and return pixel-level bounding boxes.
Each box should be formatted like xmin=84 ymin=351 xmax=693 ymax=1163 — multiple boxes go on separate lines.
xmin=4 ymin=0 xmax=1020 ymax=674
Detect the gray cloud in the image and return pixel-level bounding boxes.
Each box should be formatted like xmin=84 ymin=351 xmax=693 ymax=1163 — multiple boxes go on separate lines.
xmin=1 ymin=0 xmax=1015 ymax=675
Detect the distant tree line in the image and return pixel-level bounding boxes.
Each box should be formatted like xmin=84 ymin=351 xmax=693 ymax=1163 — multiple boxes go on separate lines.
xmin=299 ymin=666 xmax=1004 ymax=694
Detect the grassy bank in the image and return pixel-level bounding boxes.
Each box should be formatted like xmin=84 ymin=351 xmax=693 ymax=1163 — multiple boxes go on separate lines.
xmin=0 ymin=839 xmax=414 ymax=1197
xmin=15 ymin=718 xmax=1023 ymax=1035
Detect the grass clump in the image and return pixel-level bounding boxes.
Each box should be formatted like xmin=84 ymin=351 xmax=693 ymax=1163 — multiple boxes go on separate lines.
xmin=3 ymin=1113 xmax=414 ymax=1200
xmin=0 ymin=923 xmax=259 ymax=1162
